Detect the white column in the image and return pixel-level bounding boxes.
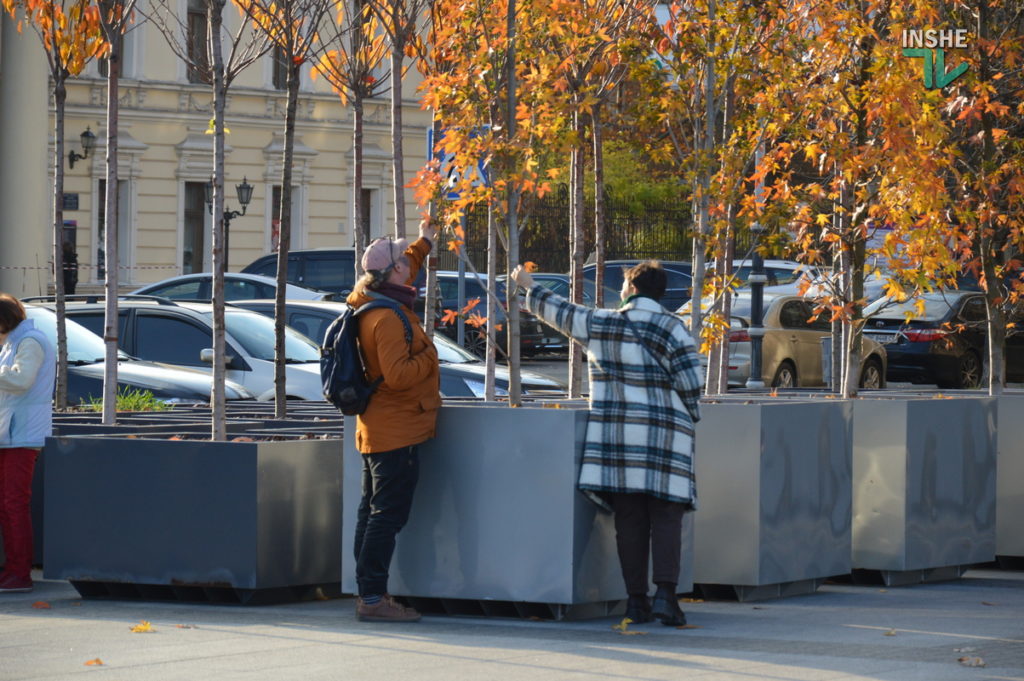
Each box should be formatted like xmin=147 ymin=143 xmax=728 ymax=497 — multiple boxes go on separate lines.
xmin=0 ymin=15 xmax=49 ymax=297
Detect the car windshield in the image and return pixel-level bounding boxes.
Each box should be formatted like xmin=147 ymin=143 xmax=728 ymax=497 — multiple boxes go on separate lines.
xmin=24 ymin=306 xmax=130 ymax=362
xmin=433 ymin=334 xmax=478 ymax=364
xmin=863 ymin=294 xmax=961 ymax=321
xmin=210 ymin=310 xmax=320 ymax=362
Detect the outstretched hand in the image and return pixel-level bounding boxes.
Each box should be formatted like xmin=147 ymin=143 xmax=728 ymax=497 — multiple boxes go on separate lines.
xmin=510 ymin=265 xmax=534 ymax=290
xmin=419 ymin=217 xmax=438 ymax=244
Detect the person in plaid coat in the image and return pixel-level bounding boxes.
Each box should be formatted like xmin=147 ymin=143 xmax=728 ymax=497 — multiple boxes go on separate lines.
xmin=511 ymin=261 xmax=703 ymax=627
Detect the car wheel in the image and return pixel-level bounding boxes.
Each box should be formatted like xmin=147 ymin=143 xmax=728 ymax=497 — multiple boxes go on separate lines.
xmin=463 ymin=329 xmax=486 ymax=357
xmin=859 ymin=357 xmax=884 ymax=390
xmin=956 ymin=351 xmax=983 ymax=389
xmin=771 ymin=361 xmax=797 ymax=388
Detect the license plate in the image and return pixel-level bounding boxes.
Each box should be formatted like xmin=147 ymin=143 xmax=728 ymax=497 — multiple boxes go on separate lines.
xmin=867 ymin=332 xmax=897 ymax=344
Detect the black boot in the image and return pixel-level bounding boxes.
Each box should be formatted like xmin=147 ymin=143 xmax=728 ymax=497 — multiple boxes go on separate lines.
xmin=624 ymin=594 xmax=653 ymax=623
xmin=651 ymin=584 xmax=686 ymax=626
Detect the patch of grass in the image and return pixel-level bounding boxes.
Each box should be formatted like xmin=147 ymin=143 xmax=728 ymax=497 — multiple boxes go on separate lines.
xmin=81 ymin=387 xmax=173 ymax=412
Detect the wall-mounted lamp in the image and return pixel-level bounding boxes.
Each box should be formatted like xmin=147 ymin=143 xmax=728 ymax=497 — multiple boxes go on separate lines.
xmin=68 ymin=127 xmax=96 ymax=169
xmin=205 ymin=177 xmax=254 ymax=263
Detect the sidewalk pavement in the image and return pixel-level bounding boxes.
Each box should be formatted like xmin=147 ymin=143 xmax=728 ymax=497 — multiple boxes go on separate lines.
xmin=1 ymin=568 xmax=1022 ymax=681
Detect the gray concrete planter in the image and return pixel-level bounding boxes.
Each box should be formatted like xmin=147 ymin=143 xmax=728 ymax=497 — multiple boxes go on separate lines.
xmin=996 ymin=395 xmax=1024 ymax=562
xmin=342 ymin=403 xmax=694 ymax=619
xmin=692 ymin=399 xmax=853 ymax=601
xmin=851 ymin=397 xmax=996 ymax=585
xmin=42 ymin=433 xmax=342 ymax=604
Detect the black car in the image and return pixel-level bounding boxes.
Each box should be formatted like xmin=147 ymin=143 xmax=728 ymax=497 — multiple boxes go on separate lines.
xmin=231 ymin=299 xmax=565 ymax=397
xmin=24 ymin=305 xmax=254 ymax=404
xmin=862 ymin=291 xmax=1024 ymax=388
xmin=242 ymin=248 xmax=357 ymax=298
xmin=583 ymin=260 xmax=694 ymax=311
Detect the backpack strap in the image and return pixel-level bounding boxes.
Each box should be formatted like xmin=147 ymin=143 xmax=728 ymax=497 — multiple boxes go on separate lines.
xmin=354 ymin=299 xmax=414 ymax=347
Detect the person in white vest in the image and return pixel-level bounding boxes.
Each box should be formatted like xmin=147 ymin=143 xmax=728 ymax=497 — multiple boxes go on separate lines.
xmin=0 ymin=294 xmax=55 ymax=593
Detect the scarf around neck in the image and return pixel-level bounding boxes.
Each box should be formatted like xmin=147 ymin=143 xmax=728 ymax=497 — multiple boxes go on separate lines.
xmin=375 ymin=281 xmax=418 ymax=309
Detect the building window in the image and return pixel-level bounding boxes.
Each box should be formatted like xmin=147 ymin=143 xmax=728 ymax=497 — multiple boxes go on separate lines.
xmin=183 ymin=182 xmax=207 ymax=274
xmin=187 ymin=0 xmax=210 ymax=84
xmin=96 ymin=179 xmax=132 ymax=282
xmin=272 ymin=45 xmax=288 ymax=90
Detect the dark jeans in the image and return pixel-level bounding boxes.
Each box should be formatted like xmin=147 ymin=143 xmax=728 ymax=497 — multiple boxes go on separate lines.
xmin=609 ymin=492 xmax=688 ymax=596
xmin=353 ymin=445 xmax=420 ymax=597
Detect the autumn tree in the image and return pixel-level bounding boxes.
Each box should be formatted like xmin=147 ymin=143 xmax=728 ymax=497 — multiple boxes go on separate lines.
xmin=944 ymin=0 xmax=1024 ymax=394
xmin=311 ymin=0 xmax=390 ymax=280
xmin=237 ymin=0 xmax=332 ymax=417
xmin=2 ymin=0 xmax=105 ymax=409
xmin=147 ymin=0 xmax=270 ymax=437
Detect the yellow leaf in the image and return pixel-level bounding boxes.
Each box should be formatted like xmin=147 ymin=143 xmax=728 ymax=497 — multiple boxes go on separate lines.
xmin=884 ymin=629 xmax=897 ymax=636
xmin=612 ymin=617 xmax=633 ymax=631
xmin=816 ymin=213 xmax=830 ymax=227
xmin=130 ymin=620 xmax=155 ymax=633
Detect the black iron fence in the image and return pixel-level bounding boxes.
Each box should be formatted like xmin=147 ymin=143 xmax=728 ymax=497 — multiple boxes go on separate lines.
xmin=436 ymin=193 xmax=700 ymax=274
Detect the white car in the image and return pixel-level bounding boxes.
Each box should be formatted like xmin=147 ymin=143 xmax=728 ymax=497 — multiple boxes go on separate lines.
xmin=132 ymin=272 xmax=328 ymax=302
xmin=60 ymin=299 xmax=324 ymax=400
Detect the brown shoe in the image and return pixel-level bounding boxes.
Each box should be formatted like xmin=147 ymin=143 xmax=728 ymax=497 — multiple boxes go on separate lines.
xmin=357 ymin=595 xmax=421 ymax=622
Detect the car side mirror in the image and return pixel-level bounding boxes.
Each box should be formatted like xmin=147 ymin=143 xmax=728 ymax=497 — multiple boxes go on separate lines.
xmin=200 ymin=348 xmax=235 ymax=366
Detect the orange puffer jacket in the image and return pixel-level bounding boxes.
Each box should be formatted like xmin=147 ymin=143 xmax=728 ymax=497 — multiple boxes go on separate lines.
xmin=346 ymin=237 xmax=441 ymax=453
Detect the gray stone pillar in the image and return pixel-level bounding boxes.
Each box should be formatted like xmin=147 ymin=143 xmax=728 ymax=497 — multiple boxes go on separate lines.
xmin=0 ymin=15 xmax=49 ymax=297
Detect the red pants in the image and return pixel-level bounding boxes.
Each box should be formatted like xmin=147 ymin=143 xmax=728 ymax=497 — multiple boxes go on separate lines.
xmin=0 ymin=448 xmax=38 ymax=580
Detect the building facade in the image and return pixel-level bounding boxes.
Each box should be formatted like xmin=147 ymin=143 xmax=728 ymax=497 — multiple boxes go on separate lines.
xmin=0 ymin=3 xmax=428 ymax=297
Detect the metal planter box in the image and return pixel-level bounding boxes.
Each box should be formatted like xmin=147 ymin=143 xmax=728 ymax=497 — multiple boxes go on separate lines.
xmin=996 ymin=395 xmax=1024 ymax=560
xmin=42 ymin=434 xmax=343 ymax=604
xmin=342 ymin=403 xmax=694 ymax=619
xmin=692 ymin=400 xmax=852 ymax=600
xmin=851 ymin=397 xmax=996 ymax=584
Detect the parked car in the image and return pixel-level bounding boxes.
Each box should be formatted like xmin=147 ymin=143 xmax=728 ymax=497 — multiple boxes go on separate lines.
xmin=49 ymin=298 xmax=325 ymax=400
xmin=231 ymin=299 xmax=566 ymax=397
xmin=241 ymin=248 xmax=357 ymax=298
xmin=131 ymin=272 xmax=326 ymax=302
xmin=708 ymin=259 xmax=821 ymax=295
xmin=431 ymin=271 xmax=547 ymax=356
xmin=710 ymin=294 xmax=887 ymax=388
xmin=862 ymin=291 xmax=1024 ymax=388
xmin=583 ymin=260 xmax=694 ymax=311
xmin=23 ymin=304 xmax=254 ymax=404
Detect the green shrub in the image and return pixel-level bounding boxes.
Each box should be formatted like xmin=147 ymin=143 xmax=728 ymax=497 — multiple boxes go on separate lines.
xmin=81 ymin=387 xmax=173 ymax=412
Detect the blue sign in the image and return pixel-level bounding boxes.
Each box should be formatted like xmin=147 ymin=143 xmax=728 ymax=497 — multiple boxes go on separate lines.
xmin=427 ymin=127 xmax=490 ymax=201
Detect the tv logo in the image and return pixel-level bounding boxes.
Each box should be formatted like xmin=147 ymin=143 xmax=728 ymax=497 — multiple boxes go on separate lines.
xmin=902 ymin=29 xmax=969 ymax=89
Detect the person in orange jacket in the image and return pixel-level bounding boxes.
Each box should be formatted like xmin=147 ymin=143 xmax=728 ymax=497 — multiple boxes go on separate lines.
xmin=346 ymin=219 xmax=440 ymax=622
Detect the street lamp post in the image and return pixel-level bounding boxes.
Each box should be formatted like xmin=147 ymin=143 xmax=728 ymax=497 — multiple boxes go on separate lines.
xmin=205 ymin=177 xmax=254 ymax=265
xmin=67 ymin=127 xmax=96 ymax=169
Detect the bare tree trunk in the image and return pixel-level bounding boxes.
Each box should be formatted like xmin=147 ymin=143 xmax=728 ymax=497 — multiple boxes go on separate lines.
xmin=52 ymin=78 xmax=69 ymax=410
xmin=592 ymin=107 xmax=606 ymax=309
xmin=274 ymin=56 xmax=301 ymax=417
xmin=101 ymin=42 xmax=120 ymax=426
xmin=568 ymin=110 xmax=585 ymax=398
xmin=390 ymin=43 xmax=405 ymax=237
xmin=689 ymin=0 xmax=715 ymax=345
xmin=353 ymin=97 xmax=367 ymax=278
xmin=485 ymin=204 xmax=497 ymax=400
xmin=209 ymin=0 xmax=229 ymax=440
xmin=423 ymin=114 xmax=441 ymax=338
xmin=505 ymin=0 xmax=521 ymax=405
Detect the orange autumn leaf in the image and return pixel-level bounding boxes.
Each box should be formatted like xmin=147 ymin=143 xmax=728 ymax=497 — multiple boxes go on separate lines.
xmin=84 ymin=659 xmax=103 ymax=666
xmin=460 ymin=297 xmax=481 ymax=315
xmin=524 ymin=261 xmax=539 ymax=273
xmin=440 ymin=309 xmax=459 ymax=326
xmin=32 ymin=601 xmax=51 ymax=609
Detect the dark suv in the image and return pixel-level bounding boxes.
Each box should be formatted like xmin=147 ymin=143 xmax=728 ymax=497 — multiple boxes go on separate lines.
xmin=583 ymin=260 xmax=694 ymax=311
xmin=242 ymin=248 xmax=357 ymax=298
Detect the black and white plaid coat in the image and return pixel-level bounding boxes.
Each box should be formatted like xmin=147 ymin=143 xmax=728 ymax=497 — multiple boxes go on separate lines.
xmin=524 ymin=286 xmax=704 ymax=506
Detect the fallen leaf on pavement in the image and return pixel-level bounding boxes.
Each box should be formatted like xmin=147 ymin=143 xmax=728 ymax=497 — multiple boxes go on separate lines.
xmin=954 ymin=647 xmax=978 ymax=653
xmin=619 ymin=630 xmax=648 ymax=636
xmin=878 ymin=589 xmax=888 ymax=593
xmin=84 ymin=659 xmax=103 ymax=666
xmin=958 ymin=656 xmax=986 ymax=667
xmin=611 ymin=617 xmax=634 ymax=632
xmin=752 ymin=606 xmax=766 ymax=610
xmin=31 ymin=601 xmax=51 ymax=609
xmin=981 ymin=601 xmax=997 ymax=606
xmin=130 ymin=621 xmax=155 ymax=633
xmin=884 ymin=629 xmax=897 ymax=636
xmin=681 ymin=598 xmax=704 ymax=603
xmin=676 ymin=624 xmax=703 ymax=629
xmin=175 ymin=624 xmax=198 ymax=629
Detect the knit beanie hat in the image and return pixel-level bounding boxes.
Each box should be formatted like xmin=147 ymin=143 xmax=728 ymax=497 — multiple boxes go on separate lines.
xmin=361 ymin=237 xmax=408 ymax=273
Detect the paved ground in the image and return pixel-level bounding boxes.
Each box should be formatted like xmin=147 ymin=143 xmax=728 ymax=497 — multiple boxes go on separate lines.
xmin=1 ymin=568 xmax=1022 ymax=681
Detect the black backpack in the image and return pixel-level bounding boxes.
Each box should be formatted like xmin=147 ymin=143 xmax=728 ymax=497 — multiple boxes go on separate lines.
xmin=320 ymin=299 xmax=413 ymax=415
